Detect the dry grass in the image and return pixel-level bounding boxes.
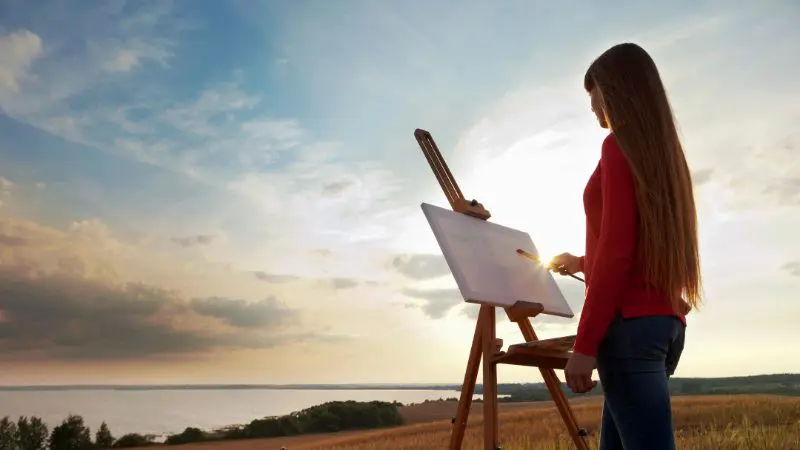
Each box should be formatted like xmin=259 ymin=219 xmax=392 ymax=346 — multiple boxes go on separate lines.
xmin=179 ymin=395 xmax=800 ymax=450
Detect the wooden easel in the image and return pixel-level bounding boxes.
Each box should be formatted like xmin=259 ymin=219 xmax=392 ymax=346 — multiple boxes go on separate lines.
xmin=414 ymin=128 xmax=589 ymax=450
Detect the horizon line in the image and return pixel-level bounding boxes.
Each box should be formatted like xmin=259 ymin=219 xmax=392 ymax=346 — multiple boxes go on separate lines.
xmin=1 ymin=373 xmax=797 ymax=390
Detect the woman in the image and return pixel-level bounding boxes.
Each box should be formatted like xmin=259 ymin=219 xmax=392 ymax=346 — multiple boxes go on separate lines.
xmin=549 ymin=43 xmax=701 ymax=450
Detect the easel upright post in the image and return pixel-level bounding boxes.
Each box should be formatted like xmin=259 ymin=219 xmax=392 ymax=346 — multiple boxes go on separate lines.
xmin=480 ymin=305 xmax=499 ymax=449
xmin=414 ymin=129 xmax=589 ymax=450
xmin=450 ymin=309 xmax=483 ymax=448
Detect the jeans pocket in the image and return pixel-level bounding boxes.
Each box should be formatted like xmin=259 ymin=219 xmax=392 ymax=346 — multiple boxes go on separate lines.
xmin=598 ymin=316 xmax=677 ymax=373
xmin=623 ymin=316 xmax=676 ymax=360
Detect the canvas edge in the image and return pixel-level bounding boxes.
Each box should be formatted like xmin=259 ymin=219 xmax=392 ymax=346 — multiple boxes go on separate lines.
xmin=420 ymin=202 xmax=470 ymax=302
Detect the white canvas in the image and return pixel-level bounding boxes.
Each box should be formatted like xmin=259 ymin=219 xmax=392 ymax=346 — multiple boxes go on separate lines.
xmin=421 ymin=202 xmax=574 ymax=318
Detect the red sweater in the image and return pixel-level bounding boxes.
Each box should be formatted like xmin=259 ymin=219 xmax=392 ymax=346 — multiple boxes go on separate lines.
xmin=573 ymin=133 xmax=686 ymax=358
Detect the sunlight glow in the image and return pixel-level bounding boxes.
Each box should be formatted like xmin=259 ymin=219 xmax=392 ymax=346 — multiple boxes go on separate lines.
xmin=537 ymin=254 xmax=554 ymax=268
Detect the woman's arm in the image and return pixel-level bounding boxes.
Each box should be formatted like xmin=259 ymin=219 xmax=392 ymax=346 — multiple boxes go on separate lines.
xmin=573 ymin=134 xmax=637 ymax=357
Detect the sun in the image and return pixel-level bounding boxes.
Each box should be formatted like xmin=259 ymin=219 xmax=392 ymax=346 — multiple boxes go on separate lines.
xmin=537 ymin=254 xmax=554 ymax=268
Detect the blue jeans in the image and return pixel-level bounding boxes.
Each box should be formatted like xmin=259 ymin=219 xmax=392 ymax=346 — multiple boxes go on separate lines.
xmin=596 ymin=314 xmax=685 ymax=450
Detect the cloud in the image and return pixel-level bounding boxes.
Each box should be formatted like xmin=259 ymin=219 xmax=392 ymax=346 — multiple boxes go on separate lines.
xmin=0 ymin=213 xmax=345 ymax=362
xmin=159 ymin=82 xmax=262 ymax=138
xmin=0 ymin=177 xmax=13 ymax=208
xmin=692 ymin=168 xmax=714 ymax=186
xmin=170 ymin=234 xmax=216 ymax=247
xmin=0 ymin=3 xmax=412 ymax=271
xmin=313 ymin=277 xmax=374 ymax=291
xmin=0 ymin=265 xmax=301 ymax=361
xmin=12 ymin=56 xmax=404 ymax=263
xmin=227 ymin=158 xmax=407 ymax=256
xmin=100 ymin=34 xmax=174 ymax=73
xmin=708 ymin=133 xmax=800 ymax=211
xmin=0 ymin=29 xmax=42 ymax=93
xmin=0 ymin=234 xmax=28 ymax=246
xmin=401 ymin=287 xmax=462 ymax=319
xmin=0 ymin=2 xmax=183 ymax=123
xmin=765 ymin=177 xmax=800 ymax=206
xmin=254 ymin=271 xmax=300 ymax=283
xmin=89 ymin=80 xmax=317 ymax=178
xmin=103 ymin=50 xmax=140 ymax=72
xmin=780 ymin=262 xmax=800 ymax=277
xmin=321 ymin=179 xmax=354 ymax=197
xmin=189 ymin=296 xmax=296 ymax=329
xmin=389 ymin=254 xmax=451 ymax=280
xmin=329 ymin=278 xmax=360 ymax=290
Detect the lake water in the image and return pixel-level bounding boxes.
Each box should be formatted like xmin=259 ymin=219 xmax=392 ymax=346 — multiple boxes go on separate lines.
xmin=0 ymin=389 xmax=462 ymax=438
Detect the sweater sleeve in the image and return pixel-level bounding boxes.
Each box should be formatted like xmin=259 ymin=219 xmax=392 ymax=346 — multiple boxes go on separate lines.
xmin=573 ymin=134 xmax=638 ymax=357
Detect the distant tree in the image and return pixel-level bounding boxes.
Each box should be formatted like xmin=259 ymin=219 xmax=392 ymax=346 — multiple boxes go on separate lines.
xmin=49 ymin=415 xmax=92 ymax=450
xmin=112 ymin=434 xmax=155 ymax=448
xmin=239 ymin=400 xmax=403 ymax=441
xmin=245 ymin=418 xmax=288 ymax=438
xmin=220 ymin=426 xmax=246 ymax=440
xmin=94 ymin=423 xmax=114 ymax=449
xmin=16 ymin=416 xmax=48 ymax=450
xmin=0 ymin=416 xmax=18 ymax=450
xmin=164 ymin=427 xmax=207 ymax=445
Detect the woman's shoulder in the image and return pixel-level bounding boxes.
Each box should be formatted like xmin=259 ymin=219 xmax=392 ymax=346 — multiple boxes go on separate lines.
xmin=599 ymin=133 xmax=632 ymax=174
xmin=601 ymin=132 xmax=622 ymax=155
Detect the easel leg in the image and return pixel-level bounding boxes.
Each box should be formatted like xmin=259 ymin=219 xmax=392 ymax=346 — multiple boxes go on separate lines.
xmin=449 ymin=310 xmax=484 ymax=450
xmin=481 ymin=306 xmax=499 ymax=450
xmin=518 ymin=320 xmax=589 ymax=450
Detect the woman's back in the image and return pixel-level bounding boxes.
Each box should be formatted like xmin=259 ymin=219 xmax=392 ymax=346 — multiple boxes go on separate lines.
xmin=583 ymin=42 xmax=702 ymax=315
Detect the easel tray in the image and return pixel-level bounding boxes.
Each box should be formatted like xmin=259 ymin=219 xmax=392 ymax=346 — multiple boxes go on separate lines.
xmin=496 ymin=335 xmax=576 ymax=370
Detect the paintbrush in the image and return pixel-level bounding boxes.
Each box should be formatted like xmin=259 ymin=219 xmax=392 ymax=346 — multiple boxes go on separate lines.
xmin=516 ymin=248 xmax=585 ymax=283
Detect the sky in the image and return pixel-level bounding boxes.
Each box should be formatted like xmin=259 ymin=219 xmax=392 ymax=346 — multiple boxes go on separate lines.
xmin=0 ymin=0 xmax=798 ymax=385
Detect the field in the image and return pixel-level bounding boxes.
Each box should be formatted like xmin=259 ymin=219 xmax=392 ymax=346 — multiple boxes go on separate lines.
xmin=179 ymin=395 xmax=800 ymax=450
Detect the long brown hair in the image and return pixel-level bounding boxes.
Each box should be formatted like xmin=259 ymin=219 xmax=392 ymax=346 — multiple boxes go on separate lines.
xmin=584 ymin=42 xmax=702 ymax=313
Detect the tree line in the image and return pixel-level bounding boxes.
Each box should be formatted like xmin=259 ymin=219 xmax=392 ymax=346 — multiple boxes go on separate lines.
xmin=430 ymin=374 xmax=800 ymax=404
xmin=471 ymin=373 xmax=800 ymax=399
xmin=0 ymin=415 xmax=136 ymax=450
xmin=0 ymin=400 xmax=404 ymax=449
xmin=424 ymin=374 xmax=800 ymax=396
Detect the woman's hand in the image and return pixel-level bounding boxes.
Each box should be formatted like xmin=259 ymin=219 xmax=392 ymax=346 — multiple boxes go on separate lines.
xmin=548 ymin=253 xmax=582 ymax=275
xmin=564 ymin=352 xmax=597 ymax=393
